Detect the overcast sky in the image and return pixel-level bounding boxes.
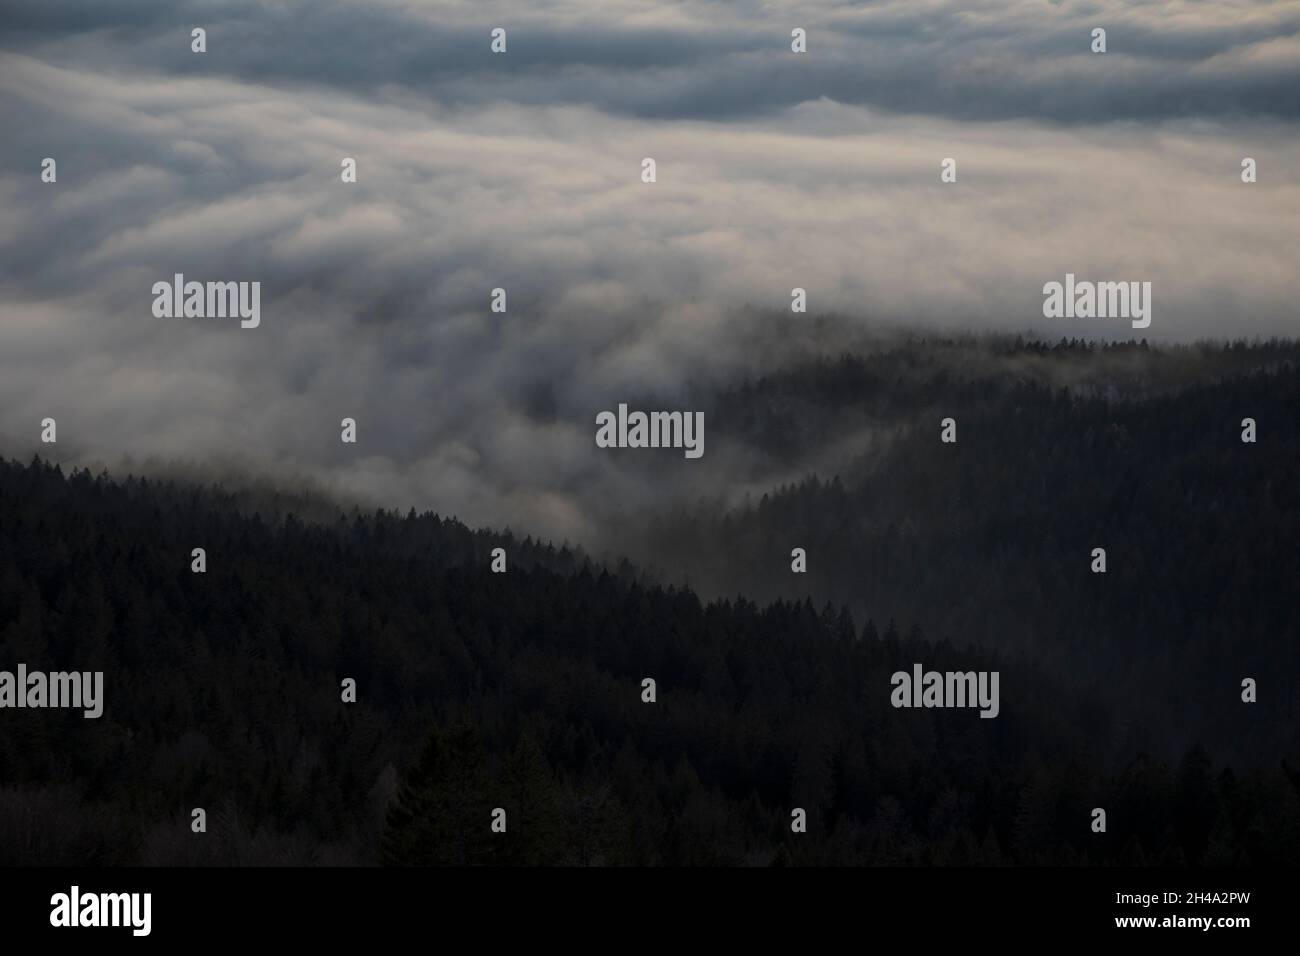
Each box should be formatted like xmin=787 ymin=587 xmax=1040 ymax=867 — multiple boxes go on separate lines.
xmin=1 ymin=0 xmax=1298 ymax=539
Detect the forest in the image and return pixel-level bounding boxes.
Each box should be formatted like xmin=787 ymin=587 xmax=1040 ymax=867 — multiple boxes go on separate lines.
xmin=632 ymin=337 xmax=1300 ymax=762
xmin=0 ymin=337 xmax=1297 ymax=866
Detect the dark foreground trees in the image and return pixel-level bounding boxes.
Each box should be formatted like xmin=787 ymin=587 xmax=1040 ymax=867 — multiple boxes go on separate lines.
xmin=1 ymin=340 xmax=1298 ymax=865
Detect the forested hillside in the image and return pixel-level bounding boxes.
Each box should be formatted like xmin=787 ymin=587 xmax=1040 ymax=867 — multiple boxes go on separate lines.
xmin=2 ymin=406 xmax=1299 ymax=865
xmin=633 ymin=339 xmax=1300 ymax=762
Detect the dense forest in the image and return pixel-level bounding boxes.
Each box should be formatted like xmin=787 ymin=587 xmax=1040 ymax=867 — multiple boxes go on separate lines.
xmin=1 ymin=338 xmax=1298 ymax=865
xmin=632 ymin=338 xmax=1300 ymax=762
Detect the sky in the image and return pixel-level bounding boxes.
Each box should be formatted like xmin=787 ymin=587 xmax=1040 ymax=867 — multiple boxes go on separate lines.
xmin=1 ymin=0 xmax=1298 ymax=540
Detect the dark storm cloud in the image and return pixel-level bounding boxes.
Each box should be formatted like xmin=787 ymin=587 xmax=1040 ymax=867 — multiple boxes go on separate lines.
xmin=3 ymin=0 xmax=1299 ymax=123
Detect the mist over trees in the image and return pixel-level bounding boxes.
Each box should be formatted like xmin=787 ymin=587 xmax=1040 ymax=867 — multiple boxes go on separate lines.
xmin=1 ymin=338 xmax=1297 ymax=865
xmin=632 ymin=338 xmax=1300 ymax=762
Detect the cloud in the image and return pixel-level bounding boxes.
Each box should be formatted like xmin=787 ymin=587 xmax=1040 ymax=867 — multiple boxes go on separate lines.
xmin=0 ymin=1 xmax=1297 ymax=544
xmin=5 ymin=0 xmax=1298 ymax=122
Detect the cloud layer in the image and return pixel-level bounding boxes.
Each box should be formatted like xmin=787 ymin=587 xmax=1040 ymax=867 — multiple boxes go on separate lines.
xmin=1 ymin=0 xmax=1298 ymax=540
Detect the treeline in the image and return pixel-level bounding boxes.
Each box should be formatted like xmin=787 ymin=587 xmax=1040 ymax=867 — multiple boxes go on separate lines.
xmin=1 ymin=453 xmax=1298 ymax=865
